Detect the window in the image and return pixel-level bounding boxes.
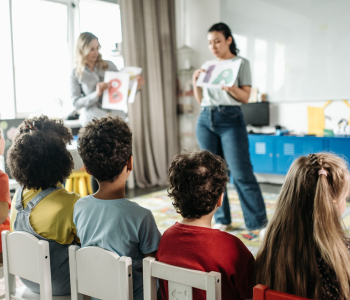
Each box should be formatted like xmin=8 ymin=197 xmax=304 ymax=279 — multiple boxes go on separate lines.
xmin=0 ymin=0 xmax=15 ymax=119
xmin=79 ymin=0 xmax=124 ymax=70
xmin=2 ymin=0 xmax=124 ymax=118
xmin=11 ymin=0 xmax=70 ymax=117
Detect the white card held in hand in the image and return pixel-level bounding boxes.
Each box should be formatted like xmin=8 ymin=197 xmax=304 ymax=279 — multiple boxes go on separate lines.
xmin=119 ymin=66 xmax=142 ymax=103
xmin=102 ymin=71 xmax=130 ymax=111
xmin=196 ymin=59 xmax=242 ymax=88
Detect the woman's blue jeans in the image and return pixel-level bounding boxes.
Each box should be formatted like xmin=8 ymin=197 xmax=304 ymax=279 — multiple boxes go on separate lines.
xmin=196 ymin=106 xmax=267 ymax=230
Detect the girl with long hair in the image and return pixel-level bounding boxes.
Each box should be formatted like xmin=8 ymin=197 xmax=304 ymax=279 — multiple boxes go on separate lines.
xmin=256 ymin=153 xmax=350 ymax=299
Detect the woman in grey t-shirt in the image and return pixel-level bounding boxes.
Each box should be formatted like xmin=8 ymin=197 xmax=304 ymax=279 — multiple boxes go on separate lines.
xmin=70 ymin=32 xmax=145 ymax=126
xmin=193 ymin=23 xmax=267 ymax=240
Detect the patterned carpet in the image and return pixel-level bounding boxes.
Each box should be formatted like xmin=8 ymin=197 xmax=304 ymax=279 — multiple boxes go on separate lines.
xmin=130 ymin=187 xmax=279 ymax=256
xmin=131 ymin=187 xmax=350 ymax=256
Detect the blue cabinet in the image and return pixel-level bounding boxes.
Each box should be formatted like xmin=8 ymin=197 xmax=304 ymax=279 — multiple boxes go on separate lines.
xmin=248 ymin=135 xmax=274 ymax=173
xmin=248 ymin=135 xmax=350 ymax=175
xmin=326 ymin=138 xmax=350 ymax=163
xmin=275 ymin=137 xmax=324 ymax=174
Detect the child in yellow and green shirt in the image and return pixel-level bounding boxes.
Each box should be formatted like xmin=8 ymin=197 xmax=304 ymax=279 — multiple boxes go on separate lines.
xmin=7 ymin=116 xmax=80 ymax=296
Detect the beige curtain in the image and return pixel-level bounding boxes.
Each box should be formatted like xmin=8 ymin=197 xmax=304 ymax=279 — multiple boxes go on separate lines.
xmin=120 ymin=0 xmax=178 ymax=187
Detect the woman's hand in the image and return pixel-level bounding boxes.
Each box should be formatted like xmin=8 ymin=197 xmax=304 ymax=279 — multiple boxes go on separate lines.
xmin=135 ymin=74 xmax=145 ymax=90
xmin=96 ymin=82 xmax=109 ymax=97
xmin=193 ymin=68 xmax=206 ymax=83
xmin=221 ymin=85 xmax=236 ymax=93
xmin=222 ymin=85 xmax=251 ymax=104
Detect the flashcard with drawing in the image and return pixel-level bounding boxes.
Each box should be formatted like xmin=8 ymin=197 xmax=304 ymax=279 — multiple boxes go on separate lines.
xmin=102 ymin=71 xmax=130 ymax=111
xmin=196 ymin=59 xmax=242 ymax=88
xmin=120 ymin=66 xmax=142 ymax=103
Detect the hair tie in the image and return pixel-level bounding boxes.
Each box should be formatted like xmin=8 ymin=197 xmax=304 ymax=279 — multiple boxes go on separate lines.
xmin=318 ymin=169 xmax=327 ymax=177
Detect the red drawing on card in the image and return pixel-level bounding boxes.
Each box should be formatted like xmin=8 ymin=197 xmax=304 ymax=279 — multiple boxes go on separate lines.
xmin=109 ymin=79 xmax=123 ymax=103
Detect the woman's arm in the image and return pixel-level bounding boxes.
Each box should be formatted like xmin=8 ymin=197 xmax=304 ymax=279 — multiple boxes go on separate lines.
xmin=222 ymin=85 xmax=251 ymax=104
xmin=70 ymin=72 xmax=99 ymax=110
xmin=193 ymin=68 xmax=205 ymax=104
xmin=193 ymin=86 xmax=203 ymax=105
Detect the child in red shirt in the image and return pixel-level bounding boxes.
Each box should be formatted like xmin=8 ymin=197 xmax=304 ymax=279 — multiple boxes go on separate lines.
xmin=156 ymin=150 xmax=254 ymax=300
xmin=0 ymin=130 xmax=11 ymax=262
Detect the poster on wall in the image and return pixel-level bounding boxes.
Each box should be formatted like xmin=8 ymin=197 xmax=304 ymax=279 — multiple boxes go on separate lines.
xmin=120 ymin=66 xmax=142 ymax=103
xmin=196 ymin=59 xmax=242 ymax=88
xmin=102 ymin=71 xmax=130 ymax=112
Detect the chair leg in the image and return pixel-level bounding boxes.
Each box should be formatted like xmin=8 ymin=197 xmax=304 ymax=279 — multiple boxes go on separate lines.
xmin=79 ymin=178 xmax=88 ymax=197
xmin=86 ymin=176 xmax=93 ymax=195
xmin=66 ymin=178 xmax=73 ymax=192
xmin=73 ymin=178 xmax=79 ymax=194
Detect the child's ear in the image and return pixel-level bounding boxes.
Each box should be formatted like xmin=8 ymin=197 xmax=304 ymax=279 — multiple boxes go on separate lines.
xmin=217 ymin=193 xmax=224 ymax=207
xmin=127 ymin=155 xmax=133 ymax=172
xmin=85 ymin=167 xmax=92 ymax=175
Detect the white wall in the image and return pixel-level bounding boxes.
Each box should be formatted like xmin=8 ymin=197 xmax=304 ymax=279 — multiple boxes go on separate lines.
xmin=175 ymin=0 xmax=221 ymax=68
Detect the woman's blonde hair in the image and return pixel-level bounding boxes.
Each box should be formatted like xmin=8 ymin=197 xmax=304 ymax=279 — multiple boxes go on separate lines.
xmin=256 ymin=152 xmax=350 ymax=299
xmin=75 ymin=32 xmax=108 ymax=79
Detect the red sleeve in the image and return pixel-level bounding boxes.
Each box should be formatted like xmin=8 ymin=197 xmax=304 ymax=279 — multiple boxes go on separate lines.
xmin=0 ymin=171 xmax=11 ymax=209
xmin=229 ymin=238 xmax=255 ymax=299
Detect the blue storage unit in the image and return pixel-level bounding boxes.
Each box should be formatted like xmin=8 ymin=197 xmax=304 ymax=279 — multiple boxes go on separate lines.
xmin=326 ymin=137 xmax=350 ymax=164
xmin=248 ymin=135 xmax=350 ymax=175
xmin=275 ymin=137 xmax=324 ymax=174
xmin=248 ymin=135 xmax=274 ymax=173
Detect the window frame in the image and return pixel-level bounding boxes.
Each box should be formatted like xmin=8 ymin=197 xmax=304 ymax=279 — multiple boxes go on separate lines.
xmin=8 ymin=0 xmax=119 ymax=119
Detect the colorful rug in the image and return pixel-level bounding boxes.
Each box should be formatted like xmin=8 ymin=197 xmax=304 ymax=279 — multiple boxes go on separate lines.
xmin=131 ymin=187 xmax=350 ymax=256
xmin=130 ymin=187 xmax=279 ymax=256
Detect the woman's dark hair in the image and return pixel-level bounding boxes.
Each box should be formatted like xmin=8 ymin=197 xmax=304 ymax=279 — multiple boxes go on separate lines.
xmin=208 ymin=22 xmax=239 ymax=55
xmin=78 ymin=115 xmax=132 ymax=182
xmin=168 ymin=150 xmax=229 ymax=219
xmin=7 ymin=120 xmax=74 ymax=190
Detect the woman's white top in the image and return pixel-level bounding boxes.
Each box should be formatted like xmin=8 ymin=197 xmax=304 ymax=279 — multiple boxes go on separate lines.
xmin=201 ymin=56 xmax=251 ymax=106
xmin=70 ymin=60 xmax=125 ymax=126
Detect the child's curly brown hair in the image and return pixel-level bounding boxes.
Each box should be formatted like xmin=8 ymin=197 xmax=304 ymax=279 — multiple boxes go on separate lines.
xmin=78 ymin=115 xmax=132 ymax=182
xmin=7 ymin=116 xmax=74 ymax=190
xmin=168 ymin=150 xmax=229 ymax=219
xmin=16 ymin=115 xmax=73 ymax=144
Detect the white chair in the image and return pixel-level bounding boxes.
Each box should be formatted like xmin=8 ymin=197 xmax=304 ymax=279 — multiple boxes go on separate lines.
xmin=69 ymin=245 xmax=133 ymax=300
xmin=143 ymin=257 xmax=221 ymax=300
xmin=2 ymin=230 xmax=71 ymax=300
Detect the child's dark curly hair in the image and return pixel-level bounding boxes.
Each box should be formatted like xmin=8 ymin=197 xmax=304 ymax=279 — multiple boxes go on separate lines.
xmin=16 ymin=115 xmax=73 ymax=144
xmin=168 ymin=150 xmax=229 ymax=219
xmin=7 ymin=121 xmax=74 ymax=190
xmin=78 ymin=115 xmax=132 ymax=182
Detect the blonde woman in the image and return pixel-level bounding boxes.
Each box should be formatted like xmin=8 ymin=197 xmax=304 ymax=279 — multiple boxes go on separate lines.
xmin=70 ymin=32 xmax=145 ymax=126
xmin=256 ymin=153 xmax=350 ymax=299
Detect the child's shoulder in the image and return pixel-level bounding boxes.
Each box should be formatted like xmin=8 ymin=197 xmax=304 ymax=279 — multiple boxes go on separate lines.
xmin=0 ymin=170 xmax=9 ymax=182
xmin=55 ymin=186 xmax=80 ymax=204
xmin=75 ymin=196 xmax=151 ymax=216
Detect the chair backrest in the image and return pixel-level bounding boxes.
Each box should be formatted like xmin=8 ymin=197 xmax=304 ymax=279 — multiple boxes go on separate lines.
xmin=143 ymin=257 xmax=221 ymax=300
xmin=254 ymin=284 xmax=310 ymax=300
xmin=69 ymin=245 xmax=133 ymax=300
xmin=2 ymin=230 xmax=52 ymax=300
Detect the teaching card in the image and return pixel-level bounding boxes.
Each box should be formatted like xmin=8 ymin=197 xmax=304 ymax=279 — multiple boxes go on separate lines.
xmin=196 ymin=59 xmax=242 ymax=88
xmin=120 ymin=66 xmax=142 ymax=103
xmin=102 ymin=71 xmax=130 ymax=111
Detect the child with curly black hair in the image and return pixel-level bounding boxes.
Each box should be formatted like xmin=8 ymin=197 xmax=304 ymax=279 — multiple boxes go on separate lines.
xmin=7 ymin=116 xmax=80 ymax=296
xmin=74 ymin=115 xmax=161 ymax=300
xmin=156 ymin=150 xmax=255 ymax=300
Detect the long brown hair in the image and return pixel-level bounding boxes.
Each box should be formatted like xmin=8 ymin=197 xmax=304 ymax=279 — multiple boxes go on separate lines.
xmin=75 ymin=32 xmax=108 ymax=79
xmin=256 ymin=153 xmax=350 ymax=299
